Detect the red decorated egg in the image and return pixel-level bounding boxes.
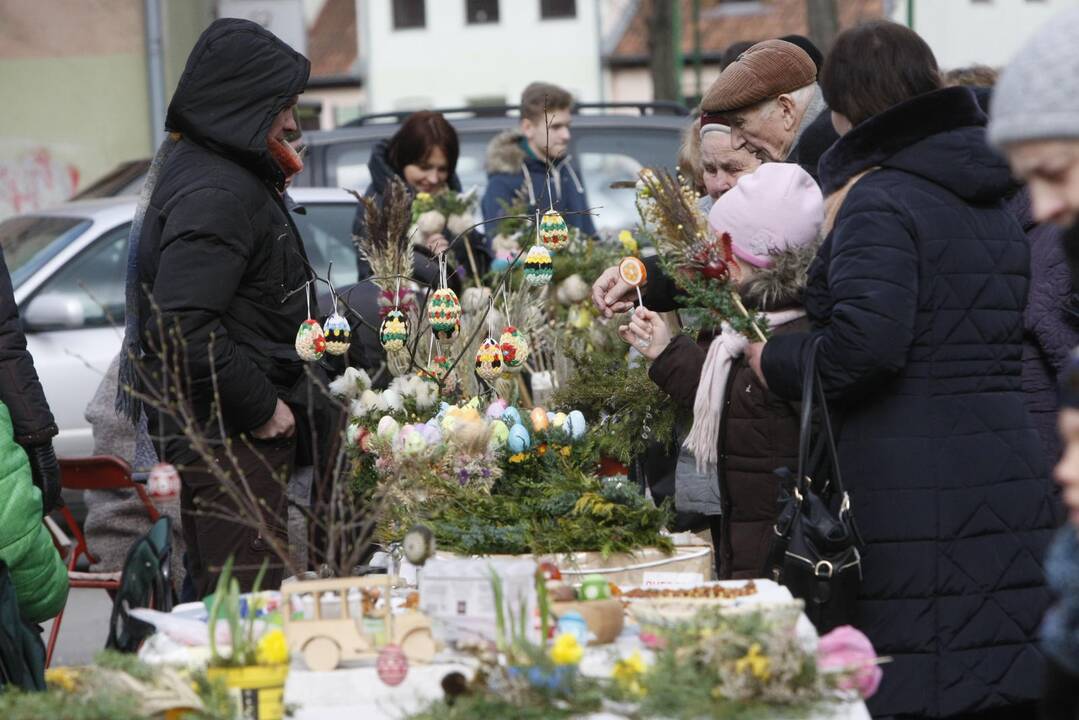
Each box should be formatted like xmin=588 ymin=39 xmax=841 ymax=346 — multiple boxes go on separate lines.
xmin=377 ymin=644 xmax=409 ymax=686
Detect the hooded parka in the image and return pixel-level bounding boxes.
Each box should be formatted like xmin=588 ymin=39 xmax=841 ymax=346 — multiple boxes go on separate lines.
xmin=760 ymin=87 xmax=1059 ymax=718
xmin=135 ymin=19 xmax=314 ymax=465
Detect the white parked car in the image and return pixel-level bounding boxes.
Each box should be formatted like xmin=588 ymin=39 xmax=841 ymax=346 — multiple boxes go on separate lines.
xmin=0 ymin=188 xmax=360 ymax=457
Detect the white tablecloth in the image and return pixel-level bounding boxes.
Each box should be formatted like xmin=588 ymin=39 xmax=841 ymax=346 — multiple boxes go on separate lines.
xmin=283 ymin=654 xmax=872 ymax=720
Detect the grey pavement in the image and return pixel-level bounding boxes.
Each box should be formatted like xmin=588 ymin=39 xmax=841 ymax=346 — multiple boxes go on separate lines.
xmin=40 ymin=588 xmax=114 ymax=666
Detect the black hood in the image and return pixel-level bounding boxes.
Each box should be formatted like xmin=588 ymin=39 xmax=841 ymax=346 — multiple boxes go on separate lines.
xmin=166 ymin=18 xmax=310 ymax=188
xmin=819 ymin=87 xmax=1012 ymax=204
xmin=366 ymin=138 xmax=462 ymax=196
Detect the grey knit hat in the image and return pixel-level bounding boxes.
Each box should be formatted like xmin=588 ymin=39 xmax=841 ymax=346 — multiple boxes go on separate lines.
xmin=989 ymin=8 xmax=1079 ymax=148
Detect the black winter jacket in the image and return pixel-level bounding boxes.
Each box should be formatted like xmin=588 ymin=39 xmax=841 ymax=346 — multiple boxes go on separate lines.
xmin=135 ymin=19 xmax=315 ymax=464
xmin=760 ymin=87 xmax=1058 ymax=717
xmin=352 ymin=139 xmax=491 ymax=292
xmin=0 ymin=253 xmax=56 ymax=447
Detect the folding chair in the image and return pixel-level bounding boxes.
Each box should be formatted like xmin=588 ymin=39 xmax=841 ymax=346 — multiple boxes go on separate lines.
xmin=45 ymin=456 xmax=160 ymax=667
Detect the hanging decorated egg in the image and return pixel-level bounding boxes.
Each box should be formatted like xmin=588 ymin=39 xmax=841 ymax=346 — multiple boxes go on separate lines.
xmin=421 ymin=354 xmax=458 ymax=394
xmin=295 ymin=319 xmax=326 ymax=362
xmin=618 ymin=256 xmax=648 ymax=288
xmin=498 ymin=326 xmax=529 ymax=372
xmin=539 ymin=210 xmax=570 ymax=251
xmin=508 ymin=424 xmax=531 ymax=453
xmin=428 ymin=288 xmax=462 ymax=341
xmin=523 ymin=245 xmax=553 ymax=286
xmin=323 ymin=312 xmax=351 ymax=355
xmin=377 ymin=415 xmax=400 ymax=440
xmin=530 ymin=406 xmax=550 ymax=432
xmin=147 ymin=463 xmax=180 ymax=499
xmin=379 ymin=310 xmax=410 ymax=352
xmin=475 ymin=338 xmax=504 ymax=383
xmin=376 ymin=644 xmax=409 ymax=686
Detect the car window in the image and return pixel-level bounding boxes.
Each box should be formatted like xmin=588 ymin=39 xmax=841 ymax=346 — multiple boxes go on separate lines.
xmin=576 ymin=152 xmax=643 ymax=233
xmin=292 ymin=203 xmax=360 ymax=287
xmin=0 ymin=215 xmax=92 ymax=290
xmin=33 ymin=222 xmax=130 ymax=327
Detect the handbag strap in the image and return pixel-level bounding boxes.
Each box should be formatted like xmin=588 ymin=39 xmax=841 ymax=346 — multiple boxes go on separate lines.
xmin=795 ymin=336 xmax=848 ymax=503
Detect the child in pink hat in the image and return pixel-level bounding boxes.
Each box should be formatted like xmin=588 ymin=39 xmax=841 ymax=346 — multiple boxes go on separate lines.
xmin=619 ymin=162 xmax=823 ymax=579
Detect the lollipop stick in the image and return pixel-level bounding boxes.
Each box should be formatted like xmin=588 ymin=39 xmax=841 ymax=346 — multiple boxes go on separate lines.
xmin=636 ymin=286 xmax=644 ymax=310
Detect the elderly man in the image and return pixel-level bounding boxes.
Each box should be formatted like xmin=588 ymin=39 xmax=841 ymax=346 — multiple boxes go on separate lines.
xmin=700 ymin=38 xmax=834 ymax=181
xmin=593 ymin=38 xmax=836 ymax=317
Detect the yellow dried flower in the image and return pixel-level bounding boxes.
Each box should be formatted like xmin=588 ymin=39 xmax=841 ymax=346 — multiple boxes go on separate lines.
xmin=734 ymin=643 xmax=771 ymax=681
xmin=256 ymin=628 xmax=289 ymax=666
xmin=612 ymin=650 xmax=646 ymax=696
xmin=618 ymin=230 xmax=639 ymax=255
xmin=46 ymin=667 xmax=79 ymax=693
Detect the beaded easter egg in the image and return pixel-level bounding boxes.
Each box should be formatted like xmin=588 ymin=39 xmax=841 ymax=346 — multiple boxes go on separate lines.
xmin=523 ymin=245 xmax=554 ymax=286
xmin=618 ymin=256 xmax=647 ymax=288
xmin=428 ymin=288 xmax=462 ymax=341
xmin=475 ymin=338 xmax=504 ymax=383
xmin=295 ymin=319 xmax=326 ymax=362
xmin=377 ymin=644 xmax=409 ymax=686
xmin=323 ymin=312 xmax=351 ymax=355
xmin=498 ymin=326 xmax=529 ymax=372
xmin=539 ymin=210 xmax=570 ymax=251
xmin=379 ymin=310 xmax=410 ymax=352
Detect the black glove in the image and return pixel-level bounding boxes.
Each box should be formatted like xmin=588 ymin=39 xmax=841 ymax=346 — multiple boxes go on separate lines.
xmin=25 ymin=442 xmax=62 ymax=515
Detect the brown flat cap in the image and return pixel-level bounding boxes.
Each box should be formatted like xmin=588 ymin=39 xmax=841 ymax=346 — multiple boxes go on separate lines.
xmin=701 ymin=39 xmax=816 ymax=115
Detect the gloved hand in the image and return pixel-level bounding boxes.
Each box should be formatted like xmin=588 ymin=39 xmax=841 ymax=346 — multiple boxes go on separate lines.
xmin=25 ymin=442 xmax=62 ymax=515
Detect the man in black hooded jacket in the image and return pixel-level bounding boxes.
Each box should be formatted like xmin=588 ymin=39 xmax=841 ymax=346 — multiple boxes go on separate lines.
xmin=130 ymin=19 xmax=316 ymax=596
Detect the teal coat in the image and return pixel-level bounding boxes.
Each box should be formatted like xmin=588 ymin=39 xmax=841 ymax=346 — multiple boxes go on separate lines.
xmin=0 ymin=402 xmax=68 ymax=622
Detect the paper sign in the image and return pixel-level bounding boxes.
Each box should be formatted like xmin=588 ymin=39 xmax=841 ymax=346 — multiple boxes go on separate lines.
xmin=641 ymin=571 xmax=705 ymax=589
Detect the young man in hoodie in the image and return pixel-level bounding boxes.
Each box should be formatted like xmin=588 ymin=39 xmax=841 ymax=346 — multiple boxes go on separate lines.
xmin=482 ymin=82 xmax=597 ymax=238
xmin=121 ymin=18 xmax=318 ymax=597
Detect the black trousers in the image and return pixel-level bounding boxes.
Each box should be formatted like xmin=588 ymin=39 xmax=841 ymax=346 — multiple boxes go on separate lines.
xmin=179 ymin=436 xmax=295 ymax=599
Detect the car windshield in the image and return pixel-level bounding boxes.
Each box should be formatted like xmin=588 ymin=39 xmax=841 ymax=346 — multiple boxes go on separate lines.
xmin=0 ymin=215 xmax=92 ymax=289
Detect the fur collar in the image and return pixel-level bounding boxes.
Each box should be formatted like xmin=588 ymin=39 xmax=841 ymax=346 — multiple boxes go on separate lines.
xmin=485 ymin=129 xmax=527 ymax=174
xmin=740 ymin=239 xmax=821 ymax=312
xmin=818 ymin=87 xmax=987 ymax=195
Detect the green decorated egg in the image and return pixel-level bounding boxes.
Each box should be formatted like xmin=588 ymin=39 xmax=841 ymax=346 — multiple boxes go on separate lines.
xmin=428 ymin=288 xmax=462 ymax=341
xmin=379 ymin=310 xmax=410 ymax=352
xmin=523 ymin=245 xmax=553 ymax=286
xmin=539 ymin=210 xmax=570 ymax=251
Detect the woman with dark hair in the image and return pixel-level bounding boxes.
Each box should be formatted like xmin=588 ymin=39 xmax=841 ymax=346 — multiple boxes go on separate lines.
xmin=352 ymin=110 xmax=490 ymax=290
xmin=742 ymin=21 xmax=1057 ymax=719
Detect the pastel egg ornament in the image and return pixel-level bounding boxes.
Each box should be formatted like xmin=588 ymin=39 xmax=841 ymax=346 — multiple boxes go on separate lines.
xmin=323 ymin=312 xmax=351 ymax=355
xmin=523 ymin=245 xmax=554 ymax=286
xmin=539 ymin=209 xmax=570 ymax=252
xmin=566 ymin=410 xmax=587 ymax=440
xmin=427 ymin=288 xmax=462 ymax=341
xmin=295 ymin=318 xmax=327 ymax=362
xmin=498 ymin=326 xmax=530 ymax=372
xmin=508 ymin=424 xmax=531 ymax=453
xmin=501 ymin=406 xmax=522 ymax=426
xmin=530 ymin=407 xmax=550 ymax=432
xmin=379 ymin=309 xmax=410 ymax=352
xmin=475 ymin=338 xmax=504 ymax=383
xmin=489 ymin=419 xmax=510 ymax=449
xmin=376 ymin=644 xmax=409 ymax=686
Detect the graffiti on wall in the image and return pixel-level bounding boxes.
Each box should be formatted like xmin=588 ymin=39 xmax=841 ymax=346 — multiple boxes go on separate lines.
xmin=0 ymin=148 xmax=80 ymax=220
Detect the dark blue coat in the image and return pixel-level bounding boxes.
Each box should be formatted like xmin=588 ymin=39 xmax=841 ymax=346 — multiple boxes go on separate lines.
xmin=481 ymin=130 xmax=596 ymax=238
xmin=761 ymin=87 xmax=1059 ymax=718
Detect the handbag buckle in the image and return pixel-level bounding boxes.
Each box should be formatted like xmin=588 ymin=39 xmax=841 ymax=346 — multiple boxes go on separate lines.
xmin=814 ymin=560 xmax=834 ymax=578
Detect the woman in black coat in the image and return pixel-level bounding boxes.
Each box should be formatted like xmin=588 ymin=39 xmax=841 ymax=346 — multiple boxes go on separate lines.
xmin=746 ymin=23 xmax=1059 ymax=718
xmin=352 ymin=111 xmax=491 ymax=291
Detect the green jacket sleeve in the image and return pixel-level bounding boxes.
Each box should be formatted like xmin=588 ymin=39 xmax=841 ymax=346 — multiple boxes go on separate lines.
xmin=0 ymin=402 xmax=68 ymax=623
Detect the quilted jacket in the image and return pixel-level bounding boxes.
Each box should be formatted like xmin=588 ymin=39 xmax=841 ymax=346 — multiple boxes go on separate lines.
xmin=760 ymin=87 xmax=1059 ymax=718
xmin=0 ymin=401 xmax=68 ymax=623
xmin=1015 ymin=189 xmax=1079 ymax=463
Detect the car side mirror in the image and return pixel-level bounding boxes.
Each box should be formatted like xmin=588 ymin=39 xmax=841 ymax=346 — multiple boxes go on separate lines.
xmin=23 ymin=293 xmax=86 ymax=331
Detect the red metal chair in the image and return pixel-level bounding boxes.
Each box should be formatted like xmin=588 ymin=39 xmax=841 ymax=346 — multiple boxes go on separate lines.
xmin=45 ymin=456 xmax=160 ymax=667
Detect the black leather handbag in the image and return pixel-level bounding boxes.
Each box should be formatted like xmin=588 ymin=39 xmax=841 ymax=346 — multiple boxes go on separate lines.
xmin=763 ymin=335 xmax=864 ymax=632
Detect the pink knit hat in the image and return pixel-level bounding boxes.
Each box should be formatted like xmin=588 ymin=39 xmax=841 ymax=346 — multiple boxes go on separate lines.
xmin=708 ymin=163 xmax=823 ymax=268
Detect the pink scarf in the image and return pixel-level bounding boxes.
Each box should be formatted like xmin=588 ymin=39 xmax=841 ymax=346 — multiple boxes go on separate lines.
xmin=683 ymin=309 xmax=805 ymax=471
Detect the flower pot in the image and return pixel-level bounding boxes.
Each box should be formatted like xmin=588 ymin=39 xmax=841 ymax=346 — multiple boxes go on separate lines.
xmin=206 ymin=663 xmax=289 ymax=720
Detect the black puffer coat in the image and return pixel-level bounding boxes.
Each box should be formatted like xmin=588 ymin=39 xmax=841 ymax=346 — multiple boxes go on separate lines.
xmin=760 ymin=87 xmax=1059 ymax=718
xmin=136 ymin=19 xmax=316 ymax=464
